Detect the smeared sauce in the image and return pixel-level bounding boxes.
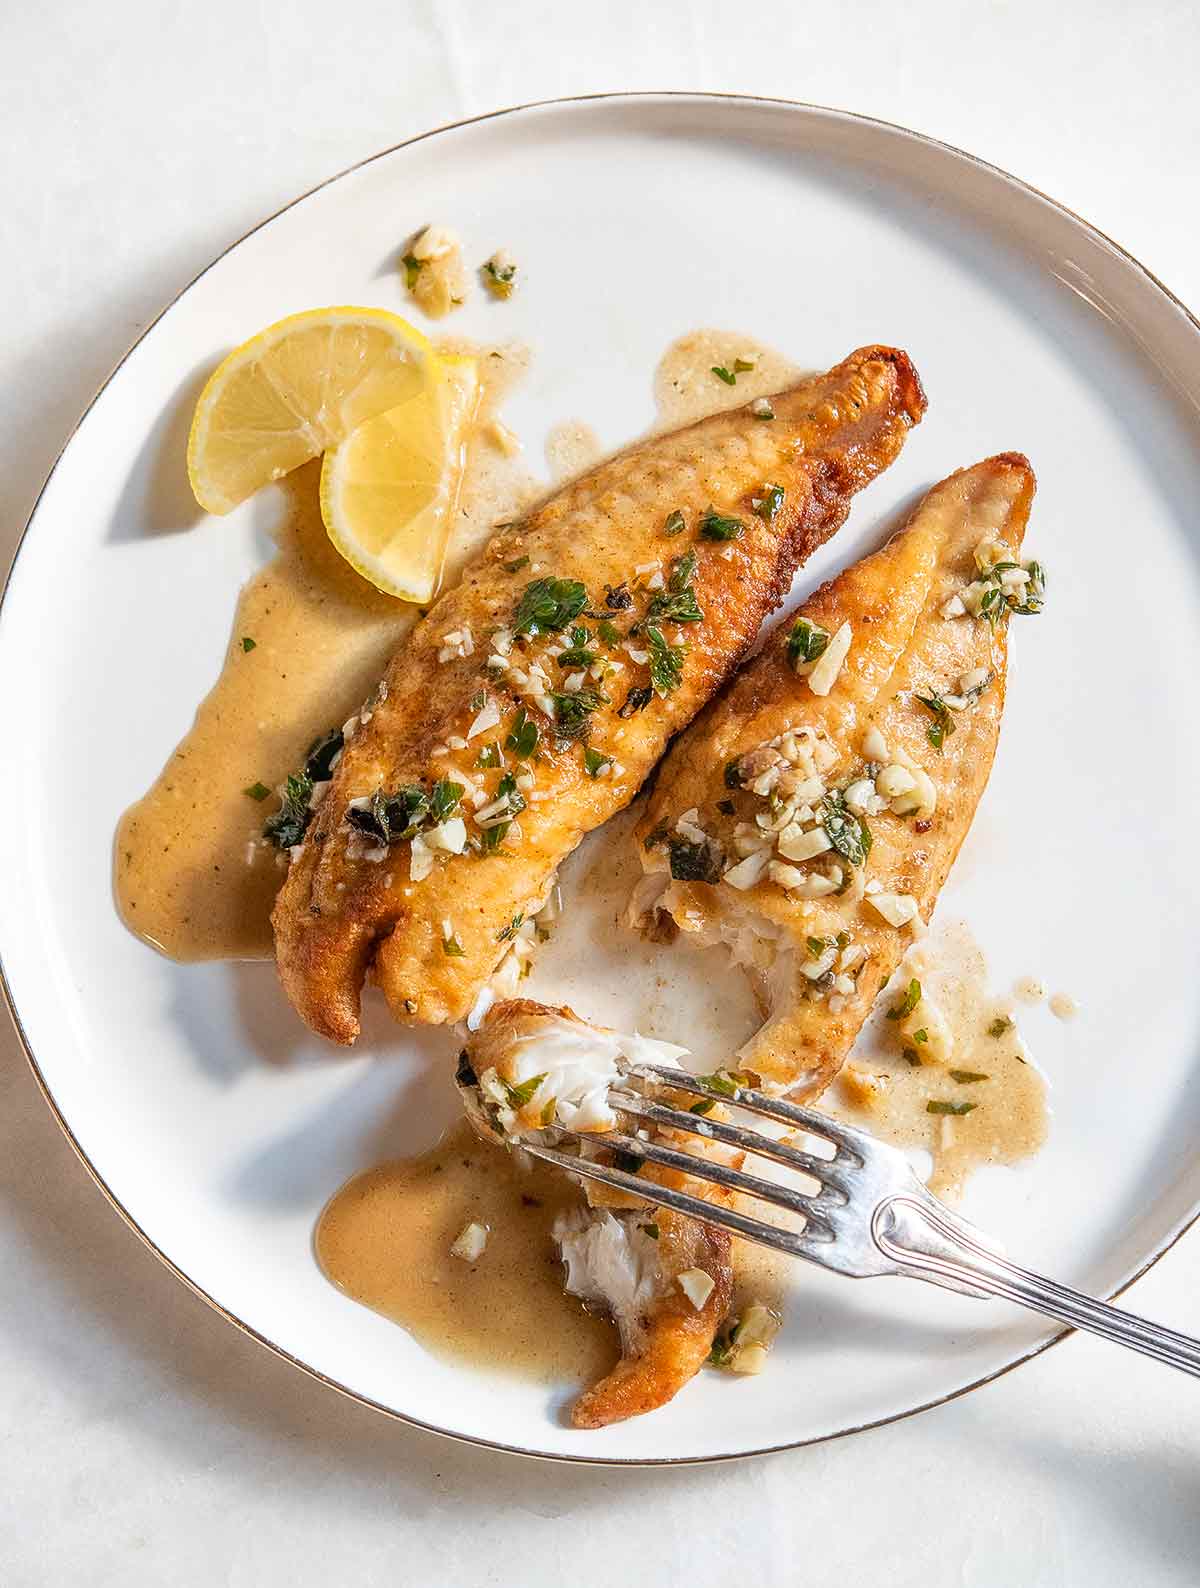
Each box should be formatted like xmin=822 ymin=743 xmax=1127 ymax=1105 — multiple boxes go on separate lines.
xmin=316 ymin=1122 xmax=614 ymax=1383
xmin=653 ymin=330 xmax=804 ymax=429
xmin=544 ymin=419 xmax=602 ymax=483
xmin=825 ymin=921 xmax=1048 ymax=1201
xmin=115 ymin=345 xmax=536 ymax=961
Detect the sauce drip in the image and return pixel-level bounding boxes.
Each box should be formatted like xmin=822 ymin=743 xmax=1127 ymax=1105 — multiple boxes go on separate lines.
xmin=115 ymin=344 xmax=536 ymax=961
xmin=316 ymin=1121 xmax=614 ymax=1384
xmin=824 ymin=921 xmax=1049 ymax=1201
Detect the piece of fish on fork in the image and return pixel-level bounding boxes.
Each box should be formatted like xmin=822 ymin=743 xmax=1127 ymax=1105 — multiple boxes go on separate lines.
xmin=525 ymin=1062 xmax=1200 ymax=1379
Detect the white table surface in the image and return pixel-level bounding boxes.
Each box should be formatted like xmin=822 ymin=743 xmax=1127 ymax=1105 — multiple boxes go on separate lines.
xmin=3 ymin=2 xmax=1198 ymax=1582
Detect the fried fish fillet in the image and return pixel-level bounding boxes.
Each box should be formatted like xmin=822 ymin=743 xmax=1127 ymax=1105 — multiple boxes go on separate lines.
xmin=457 ymin=998 xmax=736 ymax=1428
xmin=632 ymin=454 xmax=1040 ymax=1097
xmin=273 ymin=347 xmax=927 ymax=1042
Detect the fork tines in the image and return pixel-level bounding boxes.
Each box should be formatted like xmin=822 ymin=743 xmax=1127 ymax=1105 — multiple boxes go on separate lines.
xmin=519 ymin=1062 xmax=868 ymax=1259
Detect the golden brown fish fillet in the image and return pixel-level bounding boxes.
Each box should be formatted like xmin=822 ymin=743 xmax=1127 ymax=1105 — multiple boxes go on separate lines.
xmin=273 ymin=347 xmax=927 ymax=1043
xmin=632 ymin=454 xmax=1040 ymax=1097
xmin=457 ymin=997 xmax=736 ymax=1428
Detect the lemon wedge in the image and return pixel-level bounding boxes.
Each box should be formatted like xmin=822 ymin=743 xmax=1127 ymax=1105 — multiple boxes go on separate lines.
xmin=187 ymin=307 xmax=438 ymax=515
xmin=319 ymin=355 xmax=480 ymax=603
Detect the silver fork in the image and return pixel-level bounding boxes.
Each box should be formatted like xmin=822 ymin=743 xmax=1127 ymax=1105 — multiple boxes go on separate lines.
xmin=521 ymin=1062 xmax=1200 ymax=1377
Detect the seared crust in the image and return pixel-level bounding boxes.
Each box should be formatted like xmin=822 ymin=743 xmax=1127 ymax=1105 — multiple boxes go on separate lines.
xmin=635 ymin=454 xmax=1037 ymax=1096
xmin=273 ymin=347 xmax=926 ymax=1043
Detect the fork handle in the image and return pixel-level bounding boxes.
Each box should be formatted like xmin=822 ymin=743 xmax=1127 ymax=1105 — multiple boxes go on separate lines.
xmin=876 ymin=1194 xmax=1200 ymax=1378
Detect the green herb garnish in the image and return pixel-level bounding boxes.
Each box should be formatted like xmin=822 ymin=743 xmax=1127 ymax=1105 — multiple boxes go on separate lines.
xmin=887 ymin=978 xmax=922 ymax=1020
xmin=915 ymin=691 xmax=956 ymax=752
xmin=699 ymin=507 xmax=744 ymax=541
xmin=646 ymin=587 xmax=704 ymax=624
xmin=478 ymin=823 xmax=509 ymax=852
xmin=477 ymin=743 xmax=502 ymax=769
xmin=504 ymin=1072 xmax=548 ymax=1109
xmin=786 ymin=616 xmax=830 ymax=671
xmin=663 ymin=509 xmax=686 ymax=536
xmin=263 ymin=773 xmax=314 ymax=849
xmin=482 ymin=257 xmax=516 ymax=298
xmin=711 ymin=365 xmax=737 ymax=386
xmin=241 ymin=636 xmax=256 ymax=653
xmin=502 ymin=555 xmax=531 ymax=574
xmin=927 ymin=1100 xmax=978 ymax=1116
xmin=597 ymin=618 xmax=622 ymax=647
xmin=988 ymin=1015 xmax=1014 ymax=1038
xmin=949 ymin=1070 xmax=989 ymax=1084
xmin=551 ymin=688 xmax=606 ymax=742
xmin=618 ymin=685 xmax=653 ymax=718
xmin=690 ymin=1098 xmax=717 ymax=1115
xmin=753 ymin=484 xmax=784 ymax=522
xmin=584 ymin=747 xmax=611 ymax=777
xmin=442 ymin=934 xmax=465 ymax=957
xmin=497 ymin=913 xmax=524 ymax=942
xmin=513 ymin=577 xmax=588 ymax=636
xmin=402 ymin=252 xmax=422 ymax=289
xmin=697 ymin=1069 xmax=744 ymax=1097
xmin=820 ymin=789 xmax=872 ymax=866
xmin=429 ymin=778 xmax=465 ymax=824
xmin=505 ymin=707 xmax=539 ymax=759
xmin=645 ymin=625 xmax=685 ymax=696
xmin=244 ymin=781 xmax=271 ymax=802
xmin=667 ymin=835 xmax=721 ymax=884
xmin=643 ymin=1222 xmax=660 ymax=1239
xmin=913 ymin=1028 xmax=928 ymax=1044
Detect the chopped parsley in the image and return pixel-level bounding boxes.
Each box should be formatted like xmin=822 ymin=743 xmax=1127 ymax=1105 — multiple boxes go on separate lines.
xmin=666 ymin=834 xmax=722 ymax=884
xmin=820 ymin=789 xmax=872 ymax=866
xmin=468 ymin=689 xmax=487 ymax=712
xmin=551 ymin=688 xmax=606 ymax=742
xmin=482 ymin=256 xmax=516 ymax=296
xmin=540 ymin=1096 xmax=557 ymax=1126
xmin=645 ymin=625 xmax=685 ymax=696
xmin=584 ymin=747 xmax=611 ymax=777
xmin=505 ymin=707 xmax=539 ymax=759
xmin=979 ymin=560 xmax=1046 ymax=624
xmin=346 ymin=779 xmax=463 ymax=847
xmin=556 ymin=626 xmax=598 ymax=668
xmin=913 ymin=1028 xmax=929 ymax=1044
xmin=699 ymin=507 xmax=744 ymax=541
xmin=887 ymin=979 xmax=922 ymax=1020
xmin=927 ymin=1100 xmax=978 ymax=1117
xmin=988 ymin=1015 xmax=1014 ymax=1039
xmin=442 ymin=934 xmax=465 ymax=957
xmin=711 ymin=365 xmax=737 ymax=386
xmin=244 ymin=781 xmax=271 ymax=802
xmin=949 ymin=1070 xmax=989 ymax=1084
xmin=647 ymin=549 xmax=703 ymax=624
xmin=915 ymin=690 xmax=956 ymax=752
xmin=643 ymin=1222 xmax=660 ymax=1239
xmin=262 ymin=727 xmax=345 ymax=847
xmin=618 ymin=685 xmax=653 ymax=717
xmin=663 ymin=509 xmax=686 ymax=536
xmin=264 ymin=773 xmax=315 ymax=849
xmin=753 ymin=484 xmax=785 ymax=522
xmin=690 ymin=1098 xmax=717 ymax=1116
xmin=478 ymin=824 xmax=509 ymax=852
xmin=240 ymin=636 xmax=256 ymax=653
xmin=698 ymin=1069 xmax=745 ymax=1096
xmin=497 ymin=913 xmax=524 ymax=942
xmin=597 ymin=618 xmax=622 ymax=647
xmin=502 ymin=555 xmax=531 ymax=574
xmin=504 ymin=1072 xmax=547 ymax=1109
xmin=786 ymin=616 xmax=830 ymax=671
xmin=402 ymin=252 xmax=422 ymax=290
xmin=513 ymin=577 xmax=588 ymax=636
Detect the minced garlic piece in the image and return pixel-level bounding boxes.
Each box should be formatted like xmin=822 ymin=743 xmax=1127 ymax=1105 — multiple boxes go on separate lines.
xmin=677 ymin=1268 xmax=715 ymax=1310
xmin=404 ymin=225 xmax=468 ymax=318
xmin=806 ymin=621 xmax=852 ymax=696
xmin=450 ymin=1221 xmax=489 ymax=1262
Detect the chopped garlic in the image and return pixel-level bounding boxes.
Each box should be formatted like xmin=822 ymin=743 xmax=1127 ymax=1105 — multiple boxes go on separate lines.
xmin=776 ymin=824 xmax=833 ymax=863
xmin=450 ymin=1221 xmax=489 ymax=1262
xmin=862 ymin=724 xmax=889 ymax=761
xmin=941 ymin=593 xmax=967 ymax=619
xmin=467 ymin=698 xmax=501 ymax=739
xmin=767 ymin=859 xmax=807 ymax=891
xmin=677 ymin=1268 xmax=715 ymax=1311
xmin=876 ymin=763 xmax=916 ymax=800
xmin=409 ymin=833 xmax=435 ymax=882
xmin=866 ymin=891 xmax=921 ymax=928
xmin=750 ymin=396 xmax=775 ymax=419
xmin=723 ymin=850 xmax=771 ymax=890
xmin=411 ymin=224 xmax=460 ymax=261
xmin=806 ymin=622 xmax=852 ymax=696
xmin=425 ymin=817 xmax=466 ymax=854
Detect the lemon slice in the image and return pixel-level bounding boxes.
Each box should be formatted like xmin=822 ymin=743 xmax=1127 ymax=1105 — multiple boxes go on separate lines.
xmin=319 ymin=356 xmax=480 ymax=603
xmin=187 ymin=307 xmax=437 ymax=515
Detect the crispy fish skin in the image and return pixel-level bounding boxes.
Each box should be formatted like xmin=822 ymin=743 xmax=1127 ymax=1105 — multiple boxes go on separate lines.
xmin=273 ymin=347 xmax=926 ymax=1043
xmin=634 ymin=454 xmax=1036 ymax=1097
xmin=459 ymin=997 xmax=735 ymax=1429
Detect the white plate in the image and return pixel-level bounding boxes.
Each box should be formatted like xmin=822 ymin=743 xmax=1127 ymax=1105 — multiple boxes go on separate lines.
xmin=3 ymin=94 xmax=1200 ymax=1465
